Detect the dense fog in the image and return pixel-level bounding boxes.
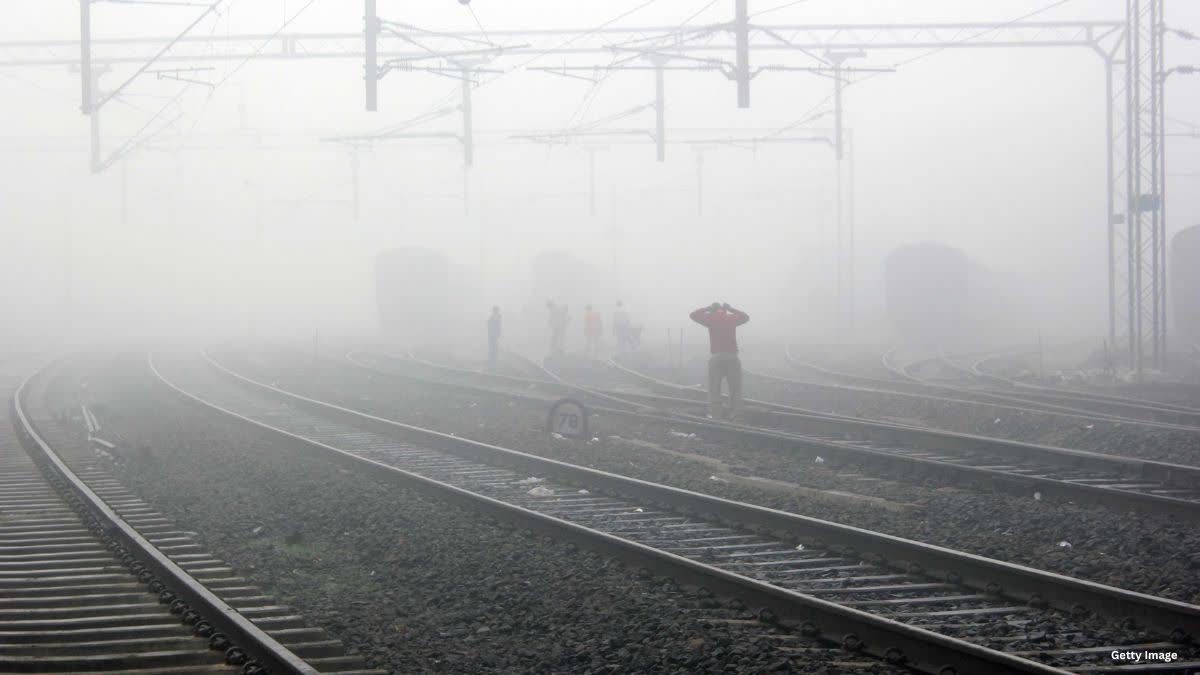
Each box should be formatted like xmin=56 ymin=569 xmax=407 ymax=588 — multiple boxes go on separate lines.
xmin=1 ymin=1 xmax=1198 ymax=356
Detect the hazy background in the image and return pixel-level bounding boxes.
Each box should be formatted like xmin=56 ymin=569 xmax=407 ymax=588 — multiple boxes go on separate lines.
xmin=1 ymin=1 xmax=1198 ymax=353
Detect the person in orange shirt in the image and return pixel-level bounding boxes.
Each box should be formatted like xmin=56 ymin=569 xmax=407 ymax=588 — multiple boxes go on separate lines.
xmin=583 ymin=304 xmax=603 ymax=358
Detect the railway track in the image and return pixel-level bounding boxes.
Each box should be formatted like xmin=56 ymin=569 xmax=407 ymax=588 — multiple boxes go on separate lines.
xmin=824 ymin=349 xmax=1200 ymax=433
xmin=150 ymin=350 xmax=1200 ymax=674
xmin=367 ymin=349 xmax=1200 ymax=519
xmin=967 ymin=353 xmax=1200 ymax=425
xmin=5 ymin=362 xmax=384 ymax=675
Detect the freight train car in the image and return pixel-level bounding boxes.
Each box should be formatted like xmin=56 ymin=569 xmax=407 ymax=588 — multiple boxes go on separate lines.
xmin=884 ymin=242 xmax=971 ymax=344
xmin=375 ymin=247 xmax=459 ymax=347
xmin=531 ymin=250 xmax=604 ymax=310
xmin=1171 ymin=225 xmax=1200 ymax=345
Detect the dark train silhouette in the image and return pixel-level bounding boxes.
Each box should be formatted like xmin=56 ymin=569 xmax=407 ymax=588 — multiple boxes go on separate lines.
xmin=375 ymin=247 xmax=476 ymax=347
xmin=530 ymin=250 xmax=604 ymax=310
xmin=884 ymin=241 xmax=1032 ymax=346
xmin=1171 ymin=225 xmax=1200 ymax=347
xmin=885 ymin=242 xmax=971 ymax=344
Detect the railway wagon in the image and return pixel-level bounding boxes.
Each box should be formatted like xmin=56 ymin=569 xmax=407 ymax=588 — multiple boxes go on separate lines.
xmin=1171 ymin=224 xmax=1200 ymax=345
xmin=884 ymin=241 xmax=971 ymax=344
xmin=531 ymin=250 xmax=604 ymax=309
xmin=375 ymin=247 xmax=470 ymax=348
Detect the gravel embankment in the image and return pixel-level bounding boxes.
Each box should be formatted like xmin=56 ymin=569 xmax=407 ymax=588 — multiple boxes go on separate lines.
xmin=64 ymin=354 xmax=898 ymax=675
xmin=235 ymin=351 xmax=1200 ymax=607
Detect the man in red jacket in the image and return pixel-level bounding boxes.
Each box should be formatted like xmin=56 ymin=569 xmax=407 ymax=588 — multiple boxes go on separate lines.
xmin=690 ymin=302 xmax=750 ymax=420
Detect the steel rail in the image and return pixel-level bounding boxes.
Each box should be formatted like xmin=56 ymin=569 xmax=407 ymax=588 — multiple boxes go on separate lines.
xmin=882 ymin=351 xmax=1200 ymax=432
xmin=371 ymin=350 xmax=1200 ymax=518
xmin=968 ymin=353 xmax=1200 ymax=420
xmin=580 ymin=357 xmax=1200 ymax=493
xmin=789 ymin=347 xmax=1200 ymax=433
xmin=10 ymin=366 xmax=319 ymax=675
xmin=150 ymin=352 xmax=1084 ymax=675
xmin=566 ymin=356 xmax=1200 ymax=516
xmin=154 ymin=348 xmax=1200 ymax=667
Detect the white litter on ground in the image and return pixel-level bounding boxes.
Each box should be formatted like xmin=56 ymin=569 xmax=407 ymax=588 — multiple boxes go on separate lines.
xmin=814 ymin=456 xmax=825 ymax=464
xmin=514 ymin=477 xmax=544 ymax=485
xmin=527 ymin=486 xmax=554 ymax=497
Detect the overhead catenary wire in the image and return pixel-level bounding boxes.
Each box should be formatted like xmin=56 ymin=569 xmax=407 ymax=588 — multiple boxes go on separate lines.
xmin=553 ymin=0 xmax=730 ymax=140
xmin=210 ymin=0 xmax=321 ymax=88
xmin=751 ymin=0 xmax=817 ymax=20
xmin=888 ymin=0 xmax=1079 ymax=70
xmin=466 ymin=5 xmax=493 ymax=47
xmin=353 ymin=0 xmax=671 ymax=146
xmin=184 ymin=0 xmax=320 ymax=136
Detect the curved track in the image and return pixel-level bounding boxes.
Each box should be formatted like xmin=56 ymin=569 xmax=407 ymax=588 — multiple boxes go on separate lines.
xmin=7 ymin=361 xmax=383 ymax=675
xmin=376 ymin=350 xmax=1200 ymax=519
xmin=806 ymin=349 xmax=1200 ymax=433
xmin=158 ymin=349 xmax=1200 ymax=674
xmin=967 ymin=353 xmax=1200 ymax=423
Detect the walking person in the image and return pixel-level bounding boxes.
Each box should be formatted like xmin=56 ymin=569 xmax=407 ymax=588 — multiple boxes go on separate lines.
xmin=584 ymin=304 xmax=603 ymax=359
xmin=487 ymin=306 xmax=502 ymax=369
xmin=689 ymin=302 xmax=750 ymax=420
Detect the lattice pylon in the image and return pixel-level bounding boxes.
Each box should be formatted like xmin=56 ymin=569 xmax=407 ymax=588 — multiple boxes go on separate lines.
xmin=1112 ymin=0 xmax=1165 ymax=377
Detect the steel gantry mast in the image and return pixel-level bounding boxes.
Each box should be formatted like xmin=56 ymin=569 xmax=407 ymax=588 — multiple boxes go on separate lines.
xmin=76 ymin=0 xmax=221 ymax=173
xmin=4 ymin=6 xmax=1163 ymax=355
xmin=1109 ymin=0 xmax=1167 ymax=378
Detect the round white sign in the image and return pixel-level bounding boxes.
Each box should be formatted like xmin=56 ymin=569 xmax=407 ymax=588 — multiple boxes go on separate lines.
xmin=548 ymin=398 xmax=588 ymax=439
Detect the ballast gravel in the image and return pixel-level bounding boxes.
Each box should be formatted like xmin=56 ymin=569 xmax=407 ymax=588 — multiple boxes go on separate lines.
xmin=59 ymin=354 xmax=905 ymax=675
xmin=231 ymin=350 xmax=1200 ymax=608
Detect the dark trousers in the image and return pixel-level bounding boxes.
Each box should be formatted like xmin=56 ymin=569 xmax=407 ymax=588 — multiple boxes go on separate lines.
xmin=707 ymin=353 xmax=743 ymax=419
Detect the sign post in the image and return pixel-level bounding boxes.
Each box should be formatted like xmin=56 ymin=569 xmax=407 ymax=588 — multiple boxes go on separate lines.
xmin=547 ymin=398 xmax=588 ymax=439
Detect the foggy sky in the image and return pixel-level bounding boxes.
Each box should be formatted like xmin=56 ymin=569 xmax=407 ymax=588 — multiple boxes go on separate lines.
xmin=1 ymin=1 xmax=1198 ymax=352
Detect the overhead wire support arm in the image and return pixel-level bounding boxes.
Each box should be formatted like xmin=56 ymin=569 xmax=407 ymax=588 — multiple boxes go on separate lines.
xmin=604 ymin=46 xmax=730 ymax=69
xmin=147 ymin=66 xmax=216 ymax=88
xmin=383 ymin=64 xmax=501 ymax=80
xmin=90 ymin=0 xmax=222 ymax=112
xmin=377 ymin=49 xmax=513 ymax=79
xmin=527 ymin=66 xmax=606 ymax=83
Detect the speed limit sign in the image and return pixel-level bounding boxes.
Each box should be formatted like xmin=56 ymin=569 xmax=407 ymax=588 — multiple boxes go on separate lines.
xmin=547 ymin=398 xmax=589 ymax=439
